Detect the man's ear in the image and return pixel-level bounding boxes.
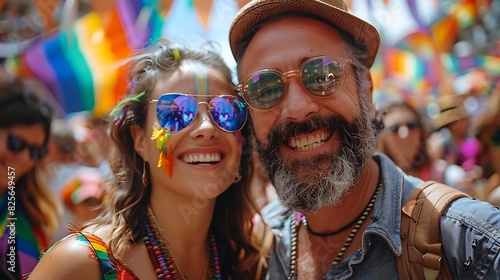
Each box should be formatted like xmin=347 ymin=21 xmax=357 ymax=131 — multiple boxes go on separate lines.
xmin=130 ymin=124 xmax=148 ymax=162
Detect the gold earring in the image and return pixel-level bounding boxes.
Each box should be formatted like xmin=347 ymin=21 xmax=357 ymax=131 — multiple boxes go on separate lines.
xmin=142 ymin=161 xmax=149 ymax=187
xmin=233 ymin=173 xmax=242 ymax=183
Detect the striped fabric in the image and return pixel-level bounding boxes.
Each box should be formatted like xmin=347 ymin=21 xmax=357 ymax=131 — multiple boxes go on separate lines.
xmin=75 ymin=233 xmax=116 ymax=280
xmin=74 ymin=232 xmax=138 ymax=280
xmin=6 ymin=0 xmax=164 ymax=117
xmin=0 ymin=194 xmax=48 ymax=280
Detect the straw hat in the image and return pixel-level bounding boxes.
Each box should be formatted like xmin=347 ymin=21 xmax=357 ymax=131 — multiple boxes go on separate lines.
xmin=229 ymin=0 xmax=381 ymax=67
xmin=433 ymin=94 xmax=468 ymax=129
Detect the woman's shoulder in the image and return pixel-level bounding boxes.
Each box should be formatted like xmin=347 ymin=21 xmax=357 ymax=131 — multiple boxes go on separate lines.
xmin=28 ymin=232 xmax=107 ymax=280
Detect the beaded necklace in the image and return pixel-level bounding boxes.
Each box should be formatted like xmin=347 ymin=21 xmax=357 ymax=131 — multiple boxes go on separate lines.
xmin=287 ymin=181 xmax=381 ymax=279
xmin=144 ymin=208 xmax=222 ymax=280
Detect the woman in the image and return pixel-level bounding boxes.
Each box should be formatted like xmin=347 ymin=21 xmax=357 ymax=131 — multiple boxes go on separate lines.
xmin=29 ymin=39 xmax=265 ymax=279
xmin=0 ymin=79 xmax=60 ymax=280
xmin=376 ymin=102 xmax=443 ymax=182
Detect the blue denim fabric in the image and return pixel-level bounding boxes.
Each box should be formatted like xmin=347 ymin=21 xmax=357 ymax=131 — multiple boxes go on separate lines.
xmin=262 ymin=153 xmax=500 ymax=279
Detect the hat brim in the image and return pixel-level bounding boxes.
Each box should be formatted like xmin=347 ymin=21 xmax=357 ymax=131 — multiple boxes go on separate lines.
xmin=230 ymin=0 xmax=380 ymax=67
xmin=433 ymin=107 xmax=468 ymax=129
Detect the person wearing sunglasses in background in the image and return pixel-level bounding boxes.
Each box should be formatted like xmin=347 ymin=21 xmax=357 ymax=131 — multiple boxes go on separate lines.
xmin=29 ymin=39 xmax=268 ymax=280
xmin=230 ymin=0 xmax=500 ymax=278
xmin=376 ymin=101 xmax=445 ymax=182
xmin=0 ymin=79 xmax=60 ymax=280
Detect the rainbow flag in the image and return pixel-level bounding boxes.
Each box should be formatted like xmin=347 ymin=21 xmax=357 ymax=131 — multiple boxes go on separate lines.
xmin=6 ymin=0 xmax=164 ymax=117
xmin=431 ymin=0 xmax=480 ymax=52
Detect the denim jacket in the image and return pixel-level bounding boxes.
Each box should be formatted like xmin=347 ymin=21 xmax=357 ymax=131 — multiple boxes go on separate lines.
xmin=262 ymin=153 xmax=500 ymax=279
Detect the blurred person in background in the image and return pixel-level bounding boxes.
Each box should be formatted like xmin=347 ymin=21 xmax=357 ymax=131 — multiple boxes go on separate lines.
xmin=0 ymin=79 xmax=60 ymax=280
xmin=41 ymin=118 xmax=108 ymax=243
xmin=376 ymin=101 xmax=444 ymax=182
xmin=67 ymin=113 xmax=112 ymax=172
xmin=427 ymin=94 xmax=483 ymax=195
xmin=60 ymin=169 xmax=106 ymax=227
xmin=42 ymin=118 xmax=79 ymax=243
xmin=474 ymin=84 xmax=500 ymax=205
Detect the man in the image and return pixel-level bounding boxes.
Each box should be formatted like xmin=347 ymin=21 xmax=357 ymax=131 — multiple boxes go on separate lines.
xmin=229 ymin=0 xmax=500 ymax=279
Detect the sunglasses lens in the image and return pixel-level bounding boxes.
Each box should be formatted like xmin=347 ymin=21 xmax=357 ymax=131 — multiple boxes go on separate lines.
xmin=387 ymin=121 xmax=420 ymax=133
xmin=209 ymin=96 xmax=248 ymax=132
xmin=7 ymin=133 xmax=27 ymax=152
xmin=156 ymin=94 xmax=197 ymax=132
xmin=407 ymin=122 xmax=421 ymax=129
xmin=302 ymin=57 xmax=343 ymax=96
xmin=6 ymin=133 xmax=46 ymax=161
xmin=246 ymin=72 xmax=285 ymax=109
xmin=491 ymin=128 xmax=500 ymax=147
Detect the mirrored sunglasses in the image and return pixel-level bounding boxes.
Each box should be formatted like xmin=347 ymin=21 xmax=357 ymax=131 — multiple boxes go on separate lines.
xmin=236 ymin=56 xmax=353 ymax=110
xmin=6 ymin=132 xmax=47 ymax=161
xmin=150 ymin=93 xmax=248 ymax=132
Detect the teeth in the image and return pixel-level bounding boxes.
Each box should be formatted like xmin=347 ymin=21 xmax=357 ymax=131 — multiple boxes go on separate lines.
xmin=288 ymin=131 xmax=330 ymax=152
xmin=182 ymin=153 xmax=221 ymax=164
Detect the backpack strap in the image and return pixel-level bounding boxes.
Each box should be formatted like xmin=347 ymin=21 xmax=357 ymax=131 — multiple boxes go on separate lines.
xmin=397 ymin=181 xmax=470 ymax=280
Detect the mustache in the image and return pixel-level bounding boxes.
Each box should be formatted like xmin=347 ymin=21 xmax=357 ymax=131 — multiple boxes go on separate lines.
xmin=267 ymin=115 xmax=345 ymax=145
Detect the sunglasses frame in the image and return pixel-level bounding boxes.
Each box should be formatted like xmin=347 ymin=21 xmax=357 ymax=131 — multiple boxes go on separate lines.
xmin=149 ymin=93 xmax=248 ymax=133
xmin=236 ymin=56 xmax=353 ymax=111
xmin=5 ymin=131 xmax=47 ymax=161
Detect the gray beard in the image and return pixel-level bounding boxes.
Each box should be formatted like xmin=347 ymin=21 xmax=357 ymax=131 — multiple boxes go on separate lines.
xmin=253 ymin=110 xmax=376 ymax=213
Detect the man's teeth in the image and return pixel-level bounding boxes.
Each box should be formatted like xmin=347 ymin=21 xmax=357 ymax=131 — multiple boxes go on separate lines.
xmin=289 ymin=131 xmax=329 ymax=152
xmin=182 ymin=153 xmax=221 ymax=164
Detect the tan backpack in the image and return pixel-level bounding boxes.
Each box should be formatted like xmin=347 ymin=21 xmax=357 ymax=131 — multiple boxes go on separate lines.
xmin=397 ymin=181 xmax=471 ymax=280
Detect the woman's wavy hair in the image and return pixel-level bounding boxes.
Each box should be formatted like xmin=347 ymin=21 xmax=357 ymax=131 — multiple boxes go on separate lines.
xmin=0 ymin=79 xmax=60 ymax=236
xmin=89 ymin=38 xmax=261 ymax=278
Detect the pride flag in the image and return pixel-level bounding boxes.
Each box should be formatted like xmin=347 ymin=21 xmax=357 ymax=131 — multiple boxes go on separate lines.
xmin=6 ymin=0 xmax=164 ymax=117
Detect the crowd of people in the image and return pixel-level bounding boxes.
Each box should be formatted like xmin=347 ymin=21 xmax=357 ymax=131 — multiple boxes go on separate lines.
xmin=1 ymin=0 xmax=500 ymax=279
xmin=376 ymin=89 xmax=499 ymax=201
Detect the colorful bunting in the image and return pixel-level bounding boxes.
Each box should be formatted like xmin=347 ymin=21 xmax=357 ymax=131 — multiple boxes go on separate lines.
xmin=4 ymin=0 xmax=498 ymax=115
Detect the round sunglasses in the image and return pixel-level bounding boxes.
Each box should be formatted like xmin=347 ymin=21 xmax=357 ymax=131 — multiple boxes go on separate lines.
xmin=149 ymin=93 xmax=248 ymax=132
xmin=236 ymin=56 xmax=353 ymax=110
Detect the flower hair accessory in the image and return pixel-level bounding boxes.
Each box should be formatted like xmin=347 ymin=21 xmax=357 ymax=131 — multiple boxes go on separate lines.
xmin=109 ymin=92 xmax=145 ymax=126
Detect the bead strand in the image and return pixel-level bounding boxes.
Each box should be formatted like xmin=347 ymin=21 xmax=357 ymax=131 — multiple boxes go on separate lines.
xmin=287 ymin=216 xmax=298 ymax=280
xmin=332 ymin=187 xmax=379 ymax=265
xmin=144 ymin=208 xmax=222 ymax=280
xmin=288 ymin=180 xmax=382 ymax=279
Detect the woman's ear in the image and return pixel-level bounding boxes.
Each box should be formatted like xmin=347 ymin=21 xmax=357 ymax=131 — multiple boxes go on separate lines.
xmin=130 ymin=124 xmax=148 ymax=161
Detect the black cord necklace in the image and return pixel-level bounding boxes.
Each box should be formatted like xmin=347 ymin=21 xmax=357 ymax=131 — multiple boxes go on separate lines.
xmin=302 ymin=178 xmax=382 ymax=237
xmin=302 ymin=212 xmax=362 ymax=237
